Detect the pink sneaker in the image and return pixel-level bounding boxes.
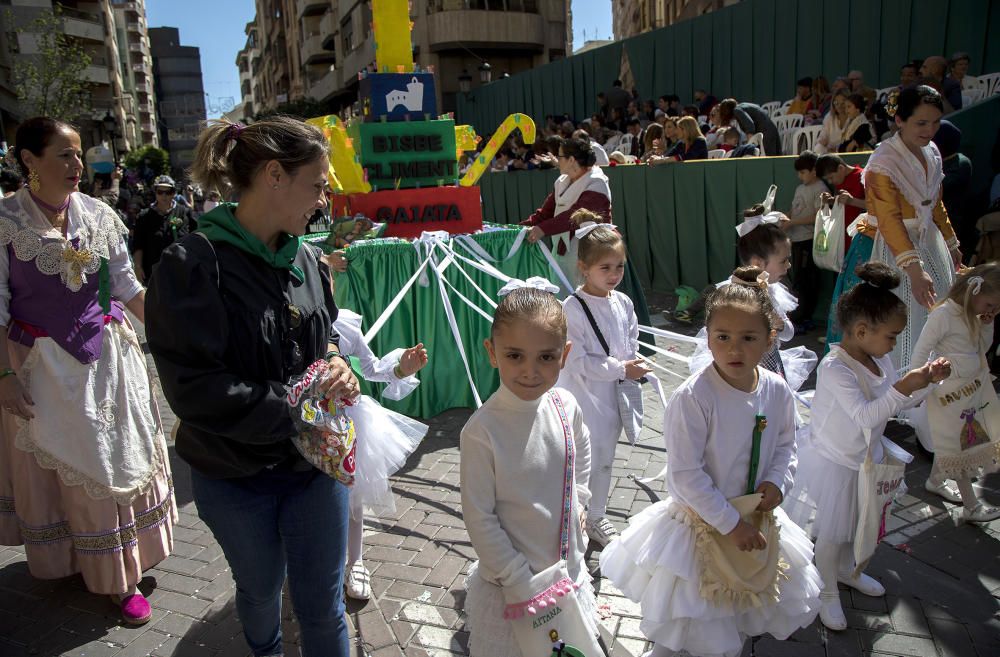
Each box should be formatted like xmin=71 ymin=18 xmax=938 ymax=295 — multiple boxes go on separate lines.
xmin=116 ymin=593 xmax=152 ymax=625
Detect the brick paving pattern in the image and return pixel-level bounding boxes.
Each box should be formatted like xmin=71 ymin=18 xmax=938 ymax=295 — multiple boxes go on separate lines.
xmin=1 ymin=318 xmax=998 ymax=656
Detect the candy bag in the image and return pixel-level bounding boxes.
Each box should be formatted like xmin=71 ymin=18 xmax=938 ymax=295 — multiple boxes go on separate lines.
xmin=285 ymin=359 xmax=357 ymax=486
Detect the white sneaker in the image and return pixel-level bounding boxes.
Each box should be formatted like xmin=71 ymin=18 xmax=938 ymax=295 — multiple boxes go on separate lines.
xmin=924 ymin=479 xmax=962 ymax=503
xmin=586 ymin=517 xmax=619 ymax=548
xmin=819 ymin=593 xmax=847 ymax=631
xmin=838 ymin=572 xmax=885 ymax=597
xmin=962 ymin=502 xmax=1000 ymax=524
xmin=345 ymin=561 xmax=371 ymax=600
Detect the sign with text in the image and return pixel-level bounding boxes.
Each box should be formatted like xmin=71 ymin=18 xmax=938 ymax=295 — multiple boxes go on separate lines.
xmin=354 ymin=119 xmax=457 ymax=190
xmin=348 ymin=186 xmax=482 ymax=239
xmin=360 ymin=72 xmax=437 ymax=122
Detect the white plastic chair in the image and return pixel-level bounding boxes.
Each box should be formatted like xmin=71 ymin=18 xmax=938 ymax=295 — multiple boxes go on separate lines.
xmin=962 ymin=88 xmax=985 ymax=107
xmin=791 ymin=125 xmax=823 ymax=155
xmin=747 ymin=132 xmax=765 ymax=157
xmin=978 ymin=72 xmax=1000 ymax=97
xmin=773 ymin=114 xmax=804 ymax=155
xmin=707 ymin=148 xmax=726 ymax=159
xmin=760 ymin=101 xmax=780 ymax=117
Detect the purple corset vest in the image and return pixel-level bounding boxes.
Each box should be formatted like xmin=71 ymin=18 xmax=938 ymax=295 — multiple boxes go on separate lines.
xmin=7 ymin=240 xmax=124 ymax=364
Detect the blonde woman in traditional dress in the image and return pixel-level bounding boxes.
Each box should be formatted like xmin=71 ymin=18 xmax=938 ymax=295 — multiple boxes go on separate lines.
xmin=910 ymin=265 xmax=1000 ymax=523
xmin=600 ymin=268 xmax=821 ymax=657
xmin=0 ymin=117 xmax=175 ymax=625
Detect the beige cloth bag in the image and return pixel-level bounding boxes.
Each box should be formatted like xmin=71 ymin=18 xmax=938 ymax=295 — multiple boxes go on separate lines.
xmin=685 ymin=493 xmax=786 ymax=610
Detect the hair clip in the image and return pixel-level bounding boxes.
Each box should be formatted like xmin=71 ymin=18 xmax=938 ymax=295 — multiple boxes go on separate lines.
xmin=968 ymin=275 xmax=984 ymax=295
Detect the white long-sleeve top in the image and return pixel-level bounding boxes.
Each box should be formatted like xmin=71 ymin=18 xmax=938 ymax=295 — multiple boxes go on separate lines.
xmin=461 ymin=385 xmax=592 ymax=589
xmin=0 ymin=190 xmax=142 ymax=325
xmin=333 ymin=309 xmax=419 ymax=400
xmin=911 ymin=300 xmax=992 ymax=380
xmin=665 ymin=365 xmax=797 ymax=535
xmin=557 ymin=289 xmax=638 ymax=436
xmin=810 ymin=346 xmax=928 ymax=470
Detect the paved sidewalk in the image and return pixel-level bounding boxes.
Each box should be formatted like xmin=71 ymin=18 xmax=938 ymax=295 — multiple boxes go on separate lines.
xmin=1 ymin=321 xmax=998 ymax=657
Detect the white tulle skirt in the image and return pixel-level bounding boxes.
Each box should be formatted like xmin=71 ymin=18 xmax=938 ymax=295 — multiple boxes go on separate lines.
xmin=783 ymin=449 xmax=859 ymax=544
xmin=599 ymin=499 xmax=822 ymax=657
xmin=346 ymin=395 xmax=428 ymax=518
xmin=464 ymin=561 xmax=599 ymax=657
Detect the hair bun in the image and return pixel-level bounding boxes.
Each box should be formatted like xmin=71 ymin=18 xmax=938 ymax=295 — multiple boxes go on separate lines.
xmin=732 ymin=265 xmax=765 ymax=284
xmin=854 ymin=262 xmax=900 ymax=290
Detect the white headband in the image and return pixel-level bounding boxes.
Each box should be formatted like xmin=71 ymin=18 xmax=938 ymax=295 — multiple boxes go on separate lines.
xmin=969 ymin=276 xmax=984 ymax=295
xmin=497 ymin=276 xmax=560 ymax=298
xmin=729 ymin=270 xmax=770 ymax=289
xmin=735 ymin=211 xmax=784 ymax=237
xmin=574 ymin=221 xmax=618 ymax=240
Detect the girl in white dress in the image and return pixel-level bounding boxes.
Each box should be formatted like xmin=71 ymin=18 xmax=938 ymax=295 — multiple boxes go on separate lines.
xmin=334 ymin=310 xmax=429 ymax=600
xmin=558 ymin=211 xmax=651 ymax=548
xmin=462 ymin=285 xmax=598 ymax=657
xmin=910 ymin=264 xmax=1000 ymax=523
xmin=785 ymin=263 xmax=951 ymax=631
xmin=601 ymin=267 xmax=822 ymax=657
xmin=689 ymin=205 xmax=817 ymax=392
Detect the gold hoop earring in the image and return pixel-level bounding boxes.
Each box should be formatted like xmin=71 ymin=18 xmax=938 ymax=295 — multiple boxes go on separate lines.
xmin=28 ymin=169 xmax=40 ymax=194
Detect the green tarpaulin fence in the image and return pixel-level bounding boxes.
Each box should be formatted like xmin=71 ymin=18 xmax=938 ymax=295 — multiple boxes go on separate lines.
xmin=327 ymin=228 xmax=651 ymax=418
xmin=455 ymin=0 xmax=1000 ymax=136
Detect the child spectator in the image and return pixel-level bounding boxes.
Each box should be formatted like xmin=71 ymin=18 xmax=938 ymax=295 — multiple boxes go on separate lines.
xmin=815 ymin=153 xmax=867 ymax=249
xmin=787 ymin=77 xmax=815 ymax=115
xmin=786 ymin=151 xmax=829 ymax=333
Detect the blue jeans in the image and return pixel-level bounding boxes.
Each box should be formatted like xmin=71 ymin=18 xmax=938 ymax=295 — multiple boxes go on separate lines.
xmin=191 ymin=467 xmax=349 ymax=657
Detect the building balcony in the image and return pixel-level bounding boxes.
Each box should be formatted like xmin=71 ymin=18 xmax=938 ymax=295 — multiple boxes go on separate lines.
xmin=135 ymin=81 xmax=151 ymax=94
xmin=129 ymin=42 xmax=148 ymax=55
xmin=127 ymin=21 xmax=141 ymax=32
xmin=426 ymin=9 xmax=545 ymax=52
xmin=138 ymin=103 xmax=153 ymax=113
xmin=62 ymin=14 xmax=105 ymax=42
xmin=82 ymin=65 xmax=111 ymax=85
xmin=141 ymin=119 xmax=156 ymax=133
xmin=320 ymin=11 xmax=338 ymax=49
xmin=132 ymin=62 xmax=146 ymax=72
xmin=302 ymin=33 xmax=336 ymax=65
xmin=240 ymin=68 xmax=251 ymax=84
xmin=297 ymin=0 xmax=328 ymax=19
xmin=307 ymin=68 xmax=339 ymax=102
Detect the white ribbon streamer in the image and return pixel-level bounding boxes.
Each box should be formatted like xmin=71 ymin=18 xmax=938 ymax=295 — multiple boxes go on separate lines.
xmin=363 ymin=244 xmax=437 ymax=344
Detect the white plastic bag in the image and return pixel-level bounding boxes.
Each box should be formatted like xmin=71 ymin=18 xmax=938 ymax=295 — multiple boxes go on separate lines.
xmin=812 ymin=202 xmax=845 ymax=272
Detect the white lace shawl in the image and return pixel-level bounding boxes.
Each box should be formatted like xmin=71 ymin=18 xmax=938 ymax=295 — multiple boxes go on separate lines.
xmin=862 ymin=133 xmax=944 ymax=246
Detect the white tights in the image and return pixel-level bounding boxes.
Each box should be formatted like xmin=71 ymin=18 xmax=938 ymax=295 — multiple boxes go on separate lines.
xmin=814 ymin=540 xmax=852 ymax=596
xmin=348 ymin=512 xmax=364 ymax=564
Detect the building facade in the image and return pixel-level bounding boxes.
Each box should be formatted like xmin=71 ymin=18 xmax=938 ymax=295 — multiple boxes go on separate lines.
xmin=148 ymin=26 xmax=206 ymax=176
xmin=238 ymin=0 xmax=571 ymax=119
xmin=612 ymin=0 xmax=737 ymax=40
xmin=0 ymin=0 xmax=160 ymax=154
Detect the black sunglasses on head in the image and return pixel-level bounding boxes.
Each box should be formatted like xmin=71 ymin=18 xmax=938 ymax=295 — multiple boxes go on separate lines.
xmin=156 ymin=189 xmax=175 ymax=195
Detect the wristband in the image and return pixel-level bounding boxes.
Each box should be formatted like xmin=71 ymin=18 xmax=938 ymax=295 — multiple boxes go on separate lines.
xmin=0 ymin=368 xmax=14 ymax=380
xmin=325 ymin=351 xmax=351 ymax=368
xmin=393 ymin=363 xmax=405 ymax=379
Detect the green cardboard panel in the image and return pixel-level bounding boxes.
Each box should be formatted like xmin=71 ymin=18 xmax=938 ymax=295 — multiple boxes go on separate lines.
xmin=355 ymin=119 xmax=458 ymax=190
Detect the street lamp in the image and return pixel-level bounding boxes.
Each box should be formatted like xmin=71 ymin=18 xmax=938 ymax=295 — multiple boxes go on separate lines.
xmin=102 ymin=111 xmax=119 ymax=161
xmin=478 ymin=61 xmax=492 ymax=84
xmin=458 ymin=69 xmax=472 ymax=95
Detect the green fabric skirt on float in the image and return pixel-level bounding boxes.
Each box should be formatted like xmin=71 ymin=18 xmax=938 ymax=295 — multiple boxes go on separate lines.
xmin=315 ymin=228 xmax=652 ymax=418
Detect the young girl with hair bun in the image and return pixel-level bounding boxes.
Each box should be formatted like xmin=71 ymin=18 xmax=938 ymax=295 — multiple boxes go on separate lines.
xmin=911 ymin=263 xmax=1000 ymax=523
xmin=785 ymin=263 xmax=951 ymax=631
xmin=601 ymin=266 xmax=822 ymax=657
xmin=558 ymin=209 xmax=650 ymax=548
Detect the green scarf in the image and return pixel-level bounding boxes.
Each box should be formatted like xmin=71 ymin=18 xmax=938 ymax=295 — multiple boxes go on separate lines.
xmin=197 ymin=202 xmax=304 ymax=283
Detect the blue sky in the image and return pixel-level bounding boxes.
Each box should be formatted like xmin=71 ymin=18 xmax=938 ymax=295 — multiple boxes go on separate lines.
xmin=146 ymin=0 xmax=613 ymax=119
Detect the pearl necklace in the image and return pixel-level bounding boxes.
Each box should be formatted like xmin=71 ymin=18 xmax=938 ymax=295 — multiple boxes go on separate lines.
xmin=29 ymin=191 xmax=71 ymax=229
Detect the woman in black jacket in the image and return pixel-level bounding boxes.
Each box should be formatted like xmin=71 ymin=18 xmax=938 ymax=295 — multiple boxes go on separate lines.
xmin=145 ymin=116 xmax=358 ymax=657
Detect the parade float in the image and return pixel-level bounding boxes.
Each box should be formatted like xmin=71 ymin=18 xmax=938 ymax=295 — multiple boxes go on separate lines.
xmin=304 ymin=0 xmax=651 ymax=419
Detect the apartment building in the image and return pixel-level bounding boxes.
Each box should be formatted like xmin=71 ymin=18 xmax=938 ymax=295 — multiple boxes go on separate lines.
xmin=148 ymin=26 xmax=206 ymax=175
xmin=238 ymin=0 xmax=571 ymax=119
xmin=0 ymin=0 xmax=160 ymax=153
xmin=612 ymin=0 xmax=737 ymax=40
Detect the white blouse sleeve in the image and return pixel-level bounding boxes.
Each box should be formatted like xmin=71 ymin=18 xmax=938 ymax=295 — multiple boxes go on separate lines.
xmin=460 ymin=419 xmax=533 ymax=589
xmin=665 ymin=387 xmax=740 ymax=534
xmin=828 ymin=359 xmax=911 ymax=429
xmin=334 ymin=317 xmax=420 ymax=400
xmin=761 ymin=383 xmax=798 ymax=496
xmin=563 ymin=299 xmax=626 ymax=381
xmin=624 ymin=294 xmax=640 ymax=359
xmin=109 ymin=233 xmax=143 ymax=303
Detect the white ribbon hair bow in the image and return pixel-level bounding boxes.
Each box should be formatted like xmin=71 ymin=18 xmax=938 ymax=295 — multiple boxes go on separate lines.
xmin=735 ymin=211 xmax=784 ymax=237
xmin=574 ymin=221 xmax=618 ymax=240
xmin=497 ymin=276 xmax=561 ymax=298
xmin=730 ymin=269 xmax=770 ymax=289
xmin=969 ymin=275 xmax=984 ymax=295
